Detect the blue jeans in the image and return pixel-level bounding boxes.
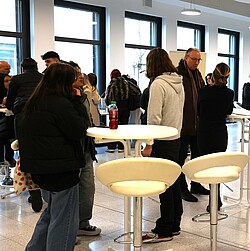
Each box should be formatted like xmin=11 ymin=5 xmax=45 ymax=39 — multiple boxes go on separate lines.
xmin=25 ymin=184 xmax=79 ymax=251
xmin=79 ymin=151 xmax=95 ymax=229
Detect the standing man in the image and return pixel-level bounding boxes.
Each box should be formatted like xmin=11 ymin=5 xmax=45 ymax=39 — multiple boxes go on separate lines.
xmin=41 ymin=51 xmax=60 ymax=72
xmin=177 ymin=48 xmax=209 ymax=202
xmin=6 ymin=58 xmax=44 ymax=212
xmin=0 ymin=61 xmax=11 ymax=75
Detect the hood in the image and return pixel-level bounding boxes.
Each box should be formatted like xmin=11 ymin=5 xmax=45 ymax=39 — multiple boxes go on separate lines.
xmin=155 ymin=72 xmax=183 ymax=94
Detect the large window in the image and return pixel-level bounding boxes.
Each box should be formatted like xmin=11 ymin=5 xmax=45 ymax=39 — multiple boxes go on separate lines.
xmin=218 ymin=29 xmax=239 ymax=99
xmin=0 ymin=0 xmax=30 ymax=75
xmin=177 ymin=21 xmax=205 ymax=51
xmin=125 ymin=12 xmax=162 ymax=91
xmin=54 ymin=0 xmax=106 ymax=95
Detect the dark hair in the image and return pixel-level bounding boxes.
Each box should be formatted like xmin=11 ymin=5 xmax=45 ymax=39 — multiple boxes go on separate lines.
xmin=41 ymin=51 xmax=60 ymax=60
xmin=213 ymin=63 xmax=230 ymax=87
xmin=68 ymin=60 xmax=80 ymax=70
xmin=205 ymin=73 xmax=212 ymax=85
xmin=88 ymin=73 xmax=97 ymax=88
xmin=146 ymin=48 xmax=177 ymax=81
xmin=24 ymin=63 xmax=76 ymax=115
xmin=21 ymin=58 xmax=38 ymax=70
xmin=110 ymin=69 xmax=121 ymax=79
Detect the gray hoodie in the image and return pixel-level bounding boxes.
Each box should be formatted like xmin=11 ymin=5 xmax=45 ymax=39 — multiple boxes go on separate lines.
xmin=147 ymin=72 xmax=185 ymax=140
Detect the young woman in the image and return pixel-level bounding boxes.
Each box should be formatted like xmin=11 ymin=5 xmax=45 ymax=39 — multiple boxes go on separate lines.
xmin=17 ymin=63 xmax=89 ymax=251
xmin=142 ymin=48 xmax=184 ymax=242
xmin=197 ymin=63 xmax=234 ymax=211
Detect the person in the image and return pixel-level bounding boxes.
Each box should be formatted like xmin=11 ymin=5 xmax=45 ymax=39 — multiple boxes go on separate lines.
xmin=105 ymin=69 xmax=139 ymax=152
xmin=16 ymin=63 xmax=89 ymax=251
xmin=41 ymin=50 xmax=60 ymax=73
xmin=84 ymin=73 xmax=101 ymax=126
xmin=177 ymin=47 xmax=210 ymax=203
xmin=197 ymin=63 xmax=234 ymax=212
xmin=6 ymin=57 xmax=44 ymax=212
xmin=0 ymin=73 xmax=15 ymax=169
xmin=141 ymin=48 xmax=184 ymax=242
xmin=205 ymin=73 xmax=213 ymax=86
xmin=140 ymin=80 xmax=152 ymax=125
xmin=0 ymin=61 xmax=11 ymax=75
xmin=68 ymin=61 xmax=101 ymax=236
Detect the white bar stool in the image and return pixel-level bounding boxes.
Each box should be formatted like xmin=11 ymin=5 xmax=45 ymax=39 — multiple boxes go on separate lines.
xmin=96 ymin=157 xmax=181 ymax=251
xmin=182 ymin=152 xmax=248 ymax=251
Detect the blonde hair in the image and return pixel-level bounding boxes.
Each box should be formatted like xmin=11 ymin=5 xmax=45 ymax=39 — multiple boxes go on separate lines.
xmin=212 ymin=63 xmax=230 ymax=87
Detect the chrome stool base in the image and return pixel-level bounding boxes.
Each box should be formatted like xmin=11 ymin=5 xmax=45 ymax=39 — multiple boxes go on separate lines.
xmin=192 ymin=212 xmax=228 ymax=223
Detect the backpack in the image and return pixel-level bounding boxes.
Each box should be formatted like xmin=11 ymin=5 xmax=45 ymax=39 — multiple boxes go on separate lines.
xmin=242 ymin=82 xmax=250 ymax=110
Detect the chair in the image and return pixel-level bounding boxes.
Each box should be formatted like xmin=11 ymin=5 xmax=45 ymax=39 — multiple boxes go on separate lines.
xmin=96 ymin=157 xmax=181 ymax=251
xmin=182 ymin=152 xmax=248 ymax=251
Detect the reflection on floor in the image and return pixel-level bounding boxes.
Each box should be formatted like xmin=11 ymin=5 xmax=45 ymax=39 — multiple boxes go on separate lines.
xmin=0 ymin=122 xmax=250 ymax=251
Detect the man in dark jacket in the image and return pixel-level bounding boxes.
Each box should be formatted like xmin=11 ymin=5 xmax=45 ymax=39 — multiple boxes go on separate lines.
xmin=6 ymin=57 xmax=43 ymax=212
xmin=177 ymin=48 xmax=210 ymax=202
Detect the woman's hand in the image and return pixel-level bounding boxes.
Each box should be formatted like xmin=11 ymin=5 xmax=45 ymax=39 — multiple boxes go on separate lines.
xmin=73 ymin=88 xmax=81 ymax=96
xmin=141 ymin=144 xmax=152 ymax=157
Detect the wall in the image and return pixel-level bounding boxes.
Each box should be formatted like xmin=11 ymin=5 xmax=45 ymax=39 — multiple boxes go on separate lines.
xmin=30 ymin=0 xmax=250 ymax=100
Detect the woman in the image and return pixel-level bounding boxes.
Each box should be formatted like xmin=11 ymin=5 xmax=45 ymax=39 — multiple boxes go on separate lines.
xmin=83 ymin=73 xmax=101 ymax=126
xmin=197 ymin=63 xmax=234 ymax=211
xmin=142 ymin=48 xmax=184 ymax=242
xmin=16 ymin=63 xmax=89 ymax=251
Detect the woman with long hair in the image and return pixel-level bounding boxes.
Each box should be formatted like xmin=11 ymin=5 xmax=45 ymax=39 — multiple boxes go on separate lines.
xmin=17 ymin=63 xmax=89 ymax=251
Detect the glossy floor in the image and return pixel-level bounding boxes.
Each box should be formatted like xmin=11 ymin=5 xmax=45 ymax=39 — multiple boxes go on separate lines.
xmin=0 ymin=121 xmax=250 ymax=251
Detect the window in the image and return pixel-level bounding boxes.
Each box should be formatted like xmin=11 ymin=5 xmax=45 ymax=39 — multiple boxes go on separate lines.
xmin=125 ymin=12 xmax=162 ymax=91
xmin=218 ymin=29 xmax=239 ymax=99
xmin=177 ymin=21 xmax=205 ymax=51
xmin=0 ymin=0 xmax=30 ymax=75
xmin=54 ymin=0 xmax=106 ymax=95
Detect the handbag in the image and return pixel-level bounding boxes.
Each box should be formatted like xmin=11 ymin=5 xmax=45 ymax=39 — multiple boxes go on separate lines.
xmin=128 ymin=82 xmax=141 ymax=111
xmin=14 ymin=157 xmax=40 ymax=195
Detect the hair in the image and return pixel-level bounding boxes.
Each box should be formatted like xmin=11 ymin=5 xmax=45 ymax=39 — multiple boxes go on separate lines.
xmin=212 ymin=63 xmax=230 ymax=87
xmin=185 ymin=47 xmax=201 ymax=57
xmin=110 ymin=69 xmax=121 ymax=79
xmin=205 ymin=73 xmax=212 ymax=85
xmin=82 ymin=73 xmax=91 ymax=86
xmin=23 ymin=63 xmax=77 ymax=115
xmin=146 ymin=48 xmax=177 ymax=81
xmin=0 ymin=73 xmax=9 ymax=100
xmin=21 ymin=58 xmax=38 ymax=70
xmin=68 ymin=60 xmax=80 ymax=70
xmin=41 ymin=51 xmax=60 ymax=60
xmin=88 ymin=73 xmax=97 ymax=89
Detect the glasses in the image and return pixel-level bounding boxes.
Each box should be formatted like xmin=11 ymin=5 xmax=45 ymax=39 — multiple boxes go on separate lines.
xmin=188 ymin=56 xmax=202 ymax=62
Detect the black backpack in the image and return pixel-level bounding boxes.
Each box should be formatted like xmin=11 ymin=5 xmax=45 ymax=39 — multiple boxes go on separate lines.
xmin=242 ymin=82 xmax=250 ymax=110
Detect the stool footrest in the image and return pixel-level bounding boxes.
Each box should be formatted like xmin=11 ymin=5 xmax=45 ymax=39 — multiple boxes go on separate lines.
xmin=192 ymin=212 xmax=228 ymax=222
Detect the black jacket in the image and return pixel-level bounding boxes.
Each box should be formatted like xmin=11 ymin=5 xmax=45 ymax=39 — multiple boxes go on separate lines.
xmin=16 ymin=94 xmax=89 ymax=191
xmin=6 ymin=70 xmax=43 ymax=114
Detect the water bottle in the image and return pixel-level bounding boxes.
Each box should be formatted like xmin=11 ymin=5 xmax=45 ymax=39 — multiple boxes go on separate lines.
xmin=109 ymin=101 xmax=118 ymax=129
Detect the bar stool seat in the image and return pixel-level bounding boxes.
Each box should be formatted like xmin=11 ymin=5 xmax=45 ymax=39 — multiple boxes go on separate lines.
xmin=96 ymin=157 xmax=181 ymax=251
xmin=182 ymin=152 xmax=248 ymax=251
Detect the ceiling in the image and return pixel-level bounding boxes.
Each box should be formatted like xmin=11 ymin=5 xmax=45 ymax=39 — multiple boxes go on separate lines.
xmin=156 ymin=0 xmax=250 ymax=18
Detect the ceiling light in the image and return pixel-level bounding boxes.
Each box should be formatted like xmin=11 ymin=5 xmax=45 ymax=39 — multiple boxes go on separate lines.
xmin=181 ymin=1 xmax=201 ymax=16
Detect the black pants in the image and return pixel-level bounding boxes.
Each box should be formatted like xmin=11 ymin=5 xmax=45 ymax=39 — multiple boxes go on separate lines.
xmin=177 ymin=135 xmax=200 ymax=192
xmin=151 ymin=139 xmax=183 ymax=236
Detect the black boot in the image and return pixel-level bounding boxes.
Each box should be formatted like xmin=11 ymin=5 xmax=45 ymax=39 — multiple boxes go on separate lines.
xmin=29 ymin=189 xmax=43 ymax=212
xmin=190 ymin=182 xmax=210 ymax=195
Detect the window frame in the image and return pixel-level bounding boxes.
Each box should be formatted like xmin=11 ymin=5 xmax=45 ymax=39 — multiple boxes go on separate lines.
xmin=177 ymin=21 xmax=205 ymax=52
xmin=54 ymin=0 xmax=106 ymax=95
xmin=218 ymin=28 xmax=239 ymax=100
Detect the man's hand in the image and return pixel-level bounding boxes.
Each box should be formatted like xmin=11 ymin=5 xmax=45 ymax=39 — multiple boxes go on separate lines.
xmin=141 ymin=144 xmax=152 ymax=157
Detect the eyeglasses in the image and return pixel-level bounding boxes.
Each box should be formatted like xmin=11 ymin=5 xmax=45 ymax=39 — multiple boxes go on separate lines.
xmin=188 ymin=56 xmax=202 ymax=62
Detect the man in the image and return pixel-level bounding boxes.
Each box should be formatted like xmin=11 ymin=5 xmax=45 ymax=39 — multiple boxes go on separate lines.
xmin=6 ymin=57 xmax=43 ymax=212
xmin=41 ymin=50 xmax=60 ymax=72
xmin=177 ymin=48 xmax=210 ymax=202
xmin=0 ymin=61 xmax=11 ymax=75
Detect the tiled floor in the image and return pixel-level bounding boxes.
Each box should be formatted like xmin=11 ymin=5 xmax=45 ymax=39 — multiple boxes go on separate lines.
xmin=0 ymin=121 xmax=250 ymax=250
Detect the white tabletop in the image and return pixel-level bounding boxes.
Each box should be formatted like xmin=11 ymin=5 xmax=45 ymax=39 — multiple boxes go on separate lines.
xmin=229 ymin=108 xmax=250 ymax=119
xmin=87 ymin=124 xmax=178 ymax=140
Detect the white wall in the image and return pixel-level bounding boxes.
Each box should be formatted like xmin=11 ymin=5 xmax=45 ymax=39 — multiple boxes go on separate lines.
xmin=30 ymin=0 xmax=250 ymax=100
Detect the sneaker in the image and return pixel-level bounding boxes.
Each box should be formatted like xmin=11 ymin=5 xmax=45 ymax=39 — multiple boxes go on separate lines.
xmin=118 ymin=149 xmax=124 ymax=153
xmin=105 ymin=148 xmax=115 ymax=153
xmin=142 ymin=232 xmax=173 ymax=243
xmin=172 ymin=230 xmax=180 ymax=236
xmin=77 ymin=225 xmax=101 ymax=236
